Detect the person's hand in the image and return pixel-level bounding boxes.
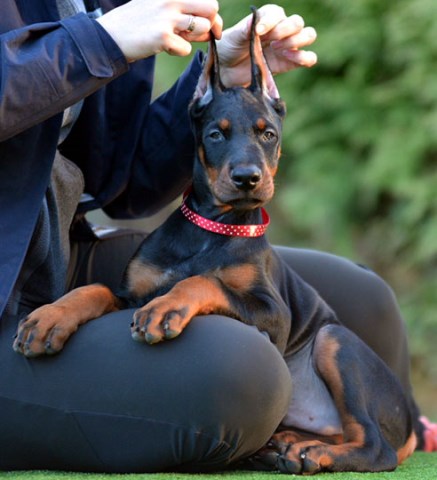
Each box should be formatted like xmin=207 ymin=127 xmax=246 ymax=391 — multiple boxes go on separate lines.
xmin=216 ymin=5 xmax=317 ymax=88
xmin=97 ymin=0 xmax=223 ymax=62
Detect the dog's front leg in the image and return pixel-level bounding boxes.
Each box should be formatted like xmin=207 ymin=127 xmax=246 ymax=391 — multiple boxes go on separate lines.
xmin=131 ymin=275 xmax=232 ymax=344
xmin=13 ymin=284 xmax=120 ymax=357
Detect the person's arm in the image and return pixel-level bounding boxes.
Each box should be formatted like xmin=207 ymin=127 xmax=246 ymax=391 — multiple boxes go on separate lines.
xmin=0 ymin=14 xmax=128 ymax=142
xmin=59 ymin=49 xmax=204 ymax=219
xmin=104 ymin=51 xmax=205 ymax=218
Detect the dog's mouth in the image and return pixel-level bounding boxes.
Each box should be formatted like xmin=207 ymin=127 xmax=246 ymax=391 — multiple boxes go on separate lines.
xmin=213 ymin=188 xmax=273 ymax=211
xmin=226 ymin=196 xmax=266 ymax=209
xmin=209 ymin=169 xmax=275 ymax=211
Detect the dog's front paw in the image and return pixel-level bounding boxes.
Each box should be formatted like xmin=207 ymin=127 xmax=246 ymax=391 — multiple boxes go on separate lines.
xmin=13 ymin=305 xmax=75 ymax=357
xmin=131 ymin=296 xmax=193 ymax=344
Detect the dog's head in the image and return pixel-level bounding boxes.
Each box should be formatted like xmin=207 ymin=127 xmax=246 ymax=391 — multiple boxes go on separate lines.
xmin=189 ymin=7 xmax=286 ymax=212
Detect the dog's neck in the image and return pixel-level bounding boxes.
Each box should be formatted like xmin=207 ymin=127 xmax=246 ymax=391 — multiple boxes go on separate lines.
xmin=182 ymin=187 xmax=269 ymax=238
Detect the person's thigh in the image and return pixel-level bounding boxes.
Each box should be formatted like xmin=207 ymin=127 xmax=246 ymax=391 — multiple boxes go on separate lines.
xmin=0 ymin=311 xmax=291 ymax=472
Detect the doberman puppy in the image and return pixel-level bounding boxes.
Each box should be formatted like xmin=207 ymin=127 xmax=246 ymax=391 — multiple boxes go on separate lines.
xmin=14 ymin=9 xmax=416 ymax=474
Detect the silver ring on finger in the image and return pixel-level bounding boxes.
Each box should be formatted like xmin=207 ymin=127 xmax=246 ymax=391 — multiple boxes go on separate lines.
xmin=186 ymin=15 xmax=196 ymax=33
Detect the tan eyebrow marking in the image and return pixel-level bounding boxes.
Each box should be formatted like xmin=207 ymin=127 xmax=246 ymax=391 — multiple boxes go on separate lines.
xmin=218 ymin=118 xmax=231 ymax=130
xmin=256 ymin=118 xmax=266 ymax=130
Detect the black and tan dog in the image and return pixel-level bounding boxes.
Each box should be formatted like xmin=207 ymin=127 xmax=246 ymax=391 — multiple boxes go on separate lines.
xmin=14 ymin=9 xmax=416 ymax=474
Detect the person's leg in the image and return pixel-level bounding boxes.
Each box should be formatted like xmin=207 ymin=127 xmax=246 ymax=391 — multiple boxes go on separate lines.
xmin=0 ymin=311 xmax=291 ymax=472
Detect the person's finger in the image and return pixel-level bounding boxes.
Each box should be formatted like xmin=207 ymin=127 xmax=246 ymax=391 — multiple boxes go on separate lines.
xmin=180 ymin=0 xmax=219 ymax=23
xmin=211 ymin=13 xmax=223 ymax=39
xmin=279 ymin=49 xmax=318 ymax=68
xmin=163 ymin=34 xmax=193 ymax=57
xmin=255 ymin=5 xmax=289 ymax=36
xmin=177 ymin=1 xmax=222 ymax=40
xmin=271 ymin=26 xmax=317 ymax=50
xmin=259 ymin=15 xmax=307 ymax=43
xmin=175 ymin=14 xmax=211 ymax=36
xmin=224 ymin=7 xmax=304 ymax=46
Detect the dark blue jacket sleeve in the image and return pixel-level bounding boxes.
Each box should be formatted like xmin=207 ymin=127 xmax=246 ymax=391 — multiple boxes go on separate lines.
xmin=0 ymin=13 xmax=128 ymax=142
xmin=105 ymin=53 xmax=204 ymax=218
xmin=61 ymin=51 xmax=205 ymax=219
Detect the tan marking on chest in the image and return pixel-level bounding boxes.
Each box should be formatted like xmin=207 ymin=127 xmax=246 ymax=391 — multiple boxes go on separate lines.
xmin=126 ymin=258 xmax=169 ymax=298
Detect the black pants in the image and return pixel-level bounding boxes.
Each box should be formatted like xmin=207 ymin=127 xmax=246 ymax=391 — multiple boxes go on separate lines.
xmin=0 ymin=229 xmax=415 ymax=472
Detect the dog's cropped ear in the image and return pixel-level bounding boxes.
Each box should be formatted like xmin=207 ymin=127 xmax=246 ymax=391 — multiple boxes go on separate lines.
xmin=190 ymin=33 xmax=224 ymax=117
xmin=249 ymin=7 xmax=286 ymax=117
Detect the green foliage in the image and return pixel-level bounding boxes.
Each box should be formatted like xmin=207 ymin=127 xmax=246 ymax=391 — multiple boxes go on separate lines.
xmin=155 ymin=0 xmax=437 ymax=400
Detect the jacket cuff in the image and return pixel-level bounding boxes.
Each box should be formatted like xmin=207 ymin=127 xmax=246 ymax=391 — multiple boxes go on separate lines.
xmin=60 ymin=13 xmax=128 ymax=78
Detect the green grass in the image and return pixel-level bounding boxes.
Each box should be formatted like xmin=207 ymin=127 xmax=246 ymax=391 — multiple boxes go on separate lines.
xmin=0 ymin=453 xmax=436 ymax=480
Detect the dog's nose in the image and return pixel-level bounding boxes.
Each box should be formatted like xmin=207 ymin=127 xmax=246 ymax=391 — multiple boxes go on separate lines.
xmin=231 ymin=165 xmax=262 ymax=191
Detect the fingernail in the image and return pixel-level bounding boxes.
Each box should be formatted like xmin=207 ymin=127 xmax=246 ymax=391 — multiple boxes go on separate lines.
xmin=290 ymin=14 xmax=305 ymax=30
xmin=306 ymin=27 xmax=317 ymax=40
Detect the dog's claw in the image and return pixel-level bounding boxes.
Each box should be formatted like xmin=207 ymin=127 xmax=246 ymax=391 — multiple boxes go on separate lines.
xmin=131 ymin=331 xmax=143 ymax=342
xmin=164 ymin=329 xmax=179 ymax=340
xmin=145 ymin=332 xmax=160 ymax=344
xmin=131 ymin=301 xmax=190 ymax=345
xmin=277 ymin=456 xmax=302 ymax=474
xmin=161 ymin=320 xmax=178 ymax=340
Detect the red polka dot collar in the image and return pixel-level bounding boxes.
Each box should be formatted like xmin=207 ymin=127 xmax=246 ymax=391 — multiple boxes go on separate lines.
xmin=180 ymin=194 xmax=270 ymax=238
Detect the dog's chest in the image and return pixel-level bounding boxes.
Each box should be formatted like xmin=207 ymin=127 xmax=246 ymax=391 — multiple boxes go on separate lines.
xmin=125 ymin=228 xmax=266 ymax=306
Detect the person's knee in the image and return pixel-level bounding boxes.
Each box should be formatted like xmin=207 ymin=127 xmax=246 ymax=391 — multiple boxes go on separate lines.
xmin=125 ymin=315 xmax=292 ymax=470
xmin=358 ymin=269 xmax=402 ymax=327
xmin=79 ymin=313 xmax=292 ymax=470
xmin=274 ymin=246 xmax=409 ymax=383
xmin=176 ymin=316 xmax=292 ymax=468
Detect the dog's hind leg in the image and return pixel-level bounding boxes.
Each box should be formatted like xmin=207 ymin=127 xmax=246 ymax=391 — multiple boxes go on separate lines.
xmin=276 ymin=324 xmax=416 ymax=474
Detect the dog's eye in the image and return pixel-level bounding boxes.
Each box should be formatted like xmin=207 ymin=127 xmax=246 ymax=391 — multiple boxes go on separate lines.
xmin=208 ymin=130 xmax=224 ymax=141
xmin=262 ymin=130 xmax=277 ymax=142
